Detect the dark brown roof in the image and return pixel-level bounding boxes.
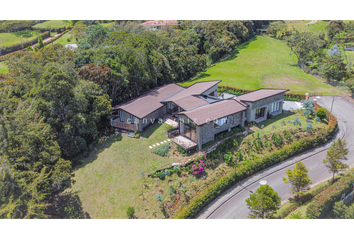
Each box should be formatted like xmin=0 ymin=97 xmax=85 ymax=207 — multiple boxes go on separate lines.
xmin=177 ymin=99 xmax=247 ymax=126
xmin=162 ymin=81 xmax=221 ymax=110
xmin=236 ymin=89 xmax=289 ymax=102
xmin=112 ymin=83 xmax=184 ymax=118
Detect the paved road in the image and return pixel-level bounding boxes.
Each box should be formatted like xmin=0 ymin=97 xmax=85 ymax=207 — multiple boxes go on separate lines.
xmin=197 ymin=96 xmax=354 ymax=219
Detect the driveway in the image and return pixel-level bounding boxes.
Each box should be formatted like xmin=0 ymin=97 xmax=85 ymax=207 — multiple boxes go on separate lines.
xmin=197 ymin=96 xmax=354 ymax=219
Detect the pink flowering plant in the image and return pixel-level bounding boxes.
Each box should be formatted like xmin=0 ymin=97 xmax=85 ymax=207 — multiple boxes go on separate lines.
xmin=191 ymin=154 xmax=206 ymax=174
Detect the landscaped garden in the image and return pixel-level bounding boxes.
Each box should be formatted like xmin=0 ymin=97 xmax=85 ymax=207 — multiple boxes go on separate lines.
xmin=179 ymin=36 xmax=343 ymax=95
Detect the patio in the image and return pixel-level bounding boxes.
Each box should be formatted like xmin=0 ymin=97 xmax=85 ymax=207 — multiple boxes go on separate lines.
xmin=170 ymin=135 xmax=198 ymax=150
xmin=162 ymin=114 xmax=178 ymax=128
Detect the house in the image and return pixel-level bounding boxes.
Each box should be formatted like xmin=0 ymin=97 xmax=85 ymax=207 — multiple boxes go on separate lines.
xmin=140 ymin=20 xmax=179 ymax=31
xmin=259 ymin=29 xmax=268 ymax=35
xmin=111 ymin=81 xmax=289 ymax=151
xmin=65 ymin=44 xmax=78 ymax=50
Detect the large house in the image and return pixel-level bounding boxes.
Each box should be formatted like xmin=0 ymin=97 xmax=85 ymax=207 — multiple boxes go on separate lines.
xmin=140 ymin=20 xmax=179 ymax=31
xmin=111 ymin=81 xmax=288 ymax=151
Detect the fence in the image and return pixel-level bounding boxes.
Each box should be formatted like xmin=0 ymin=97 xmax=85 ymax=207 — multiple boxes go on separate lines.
xmin=342 ymin=184 xmax=354 ymax=205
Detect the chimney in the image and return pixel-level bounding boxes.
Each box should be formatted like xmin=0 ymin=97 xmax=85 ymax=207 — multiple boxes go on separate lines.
xmin=305 ymin=93 xmax=309 ymax=101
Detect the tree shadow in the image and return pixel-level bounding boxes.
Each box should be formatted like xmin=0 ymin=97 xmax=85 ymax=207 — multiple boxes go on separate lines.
xmin=46 ymin=190 xmax=90 ymax=219
xmin=140 ymin=122 xmax=164 ymax=139
xmin=75 ymin=134 xmax=123 ymax=170
xmin=219 ymin=36 xmax=257 ymax=63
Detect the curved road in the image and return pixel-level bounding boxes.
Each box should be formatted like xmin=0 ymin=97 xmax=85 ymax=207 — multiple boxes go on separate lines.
xmin=197 ymin=96 xmax=354 ymax=219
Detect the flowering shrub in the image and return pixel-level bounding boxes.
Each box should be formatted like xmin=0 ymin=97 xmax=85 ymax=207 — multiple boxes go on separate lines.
xmin=191 ymin=158 xmax=205 ymax=174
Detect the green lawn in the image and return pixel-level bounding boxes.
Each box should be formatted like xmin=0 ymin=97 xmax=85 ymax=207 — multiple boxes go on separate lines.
xmin=0 ymin=62 xmax=8 ymax=74
xmin=179 ymin=36 xmax=342 ymax=95
xmin=33 ymin=20 xmax=67 ymax=28
xmin=250 ymin=113 xmax=326 ymax=135
xmin=0 ymin=30 xmax=41 ymax=47
xmin=345 ymin=51 xmax=354 ymax=69
xmin=52 ymin=31 xmax=77 ymax=45
xmin=284 ymin=20 xmax=329 ymax=34
xmin=68 ymin=123 xmax=181 ymax=218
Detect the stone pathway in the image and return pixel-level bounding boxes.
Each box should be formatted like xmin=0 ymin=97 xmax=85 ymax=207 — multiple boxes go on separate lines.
xmin=149 ymin=139 xmax=170 ymax=149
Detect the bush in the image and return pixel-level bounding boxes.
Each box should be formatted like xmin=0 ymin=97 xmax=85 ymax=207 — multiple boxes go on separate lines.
xmin=168 ymin=186 xmax=175 ymax=195
xmin=165 ymin=169 xmax=171 ymax=176
xmin=177 ymin=146 xmax=185 ymax=154
xmin=156 ymin=171 xmax=165 ymax=180
xmin=126 ymin=206 xmax=135 ymax=218
xmin=153 ymin=143 xmax=171 ymax=157
xmin=316 ymin=108 xmax=327 ymax=120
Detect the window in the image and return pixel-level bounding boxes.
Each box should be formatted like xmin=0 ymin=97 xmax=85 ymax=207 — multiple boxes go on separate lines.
xmin=119 ymin=110 xmax=124 ymax=122
xmin=214 ymin=117 xmax=228 ymax=128
xmin=131 ymin=115 xmax=134 ymax=124
xmin=271 ymin=102 xmax=280 ymax=113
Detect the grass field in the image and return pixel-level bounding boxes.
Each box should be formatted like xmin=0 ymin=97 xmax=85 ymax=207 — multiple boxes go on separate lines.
xmin=179 ymin=36 xmax=343 ymax=95
xmin=68 ymin=123 xmax=181 ymax=218
xmin=345 ymin=51 xmax=354 ymax=69
xmin=52 ymin=31 xmax=78 ymax=45
xmin=284 ymin=20 xmax=329 ymax=34
xmin=0 ymin=30 xmax=41 ymax=47
xmin=33 ymin=20 xmax=67 ymax=28
xmin=0 ymin=62 xmax=8 ymax=74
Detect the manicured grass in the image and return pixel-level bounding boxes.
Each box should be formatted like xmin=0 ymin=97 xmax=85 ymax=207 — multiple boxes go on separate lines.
xmin=0 ymin=62 xmax=8 ymax=74
xmin=0 ymin=30 xmax=41 ymax=47
xmin=33 ymin=20 xmax=67 ymax=28
xmin=68 ymin=123 xmax=182 ymax=218
xmin=250 ymin=113 xmax=326 ymax=135
xmin=179 ymin=36 xmax=342 ymax=95
xmin=284 ymin=20 xmax=329 ymax=34
xmin=52 ymin=31 xmax=77 ymax=45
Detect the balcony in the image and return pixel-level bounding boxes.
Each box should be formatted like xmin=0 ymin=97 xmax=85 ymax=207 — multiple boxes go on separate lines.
xmin=111 ymin=120 xmax=137 ymax=131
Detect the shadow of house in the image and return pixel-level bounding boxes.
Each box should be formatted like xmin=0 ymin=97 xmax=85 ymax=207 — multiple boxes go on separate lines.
xmin=46 ymin=190 xmax=90 ymax=219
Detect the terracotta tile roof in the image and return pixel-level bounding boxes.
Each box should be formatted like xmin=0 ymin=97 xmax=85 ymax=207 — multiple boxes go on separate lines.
xmin=162 ymin=81 xmax=221 ymax=110
xmin=112 ymin=83 xmax=184 ymax=118
xmin=236 ymin=89 xmax=289 ymax=102
xmin=140 ymin=20 xmax=179 ymax=26
xmin=177 ymin=99 xmax=247 ymax=126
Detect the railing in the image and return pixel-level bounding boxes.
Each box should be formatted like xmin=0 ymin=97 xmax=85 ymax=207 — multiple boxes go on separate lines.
xmin=111 ymin=121 xmax=137 ymax=131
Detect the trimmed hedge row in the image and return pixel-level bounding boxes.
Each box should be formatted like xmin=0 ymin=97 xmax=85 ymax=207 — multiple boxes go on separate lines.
xmin=0 ymin=31 xmax=50 ymax=55
xmin=32 ymin=26 xmax=67 ymax=34
xmin=0 ymin=20 xmax=46 ymax=33
xmin=306 ymin=169 xmax=354 ymax=219
xmin=175 ymin=106 xmax=337 ymax=219
xmin=218 ymin=86 xmax=305 ymax=101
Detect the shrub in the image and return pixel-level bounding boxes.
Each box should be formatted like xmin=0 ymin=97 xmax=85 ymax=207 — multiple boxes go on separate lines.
xmin=315 ymin=117 xmax=321 ymax=122
xmin=165 ymin=169 xmax=171 ymax=176
xmin=173 ymin=166 xmax=180 ymax=172
xmin=224 ymin=151 xmax=234 ymax=166
xmin=153 ymin=143 xmax=170 ymax=157
xmin=126 ymin=206 xmax=135 ymax=218
xmin=316 ymin=108 xmax=327 ymax=120
xmin=177 ymin=146 xmax=185 ymax=154
xmin=168 ymin=186 xmax=175 ymax=195
xmin=156 ymin=171 xmax=165 ymax=180
xmin=156 ymin=193 xmax=163 ymax=202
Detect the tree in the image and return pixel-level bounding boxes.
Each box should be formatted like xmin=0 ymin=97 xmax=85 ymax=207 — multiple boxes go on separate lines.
xmin=245 ymin=184 xmax=281 ymax=219
xmin=326 ymin=21 xmax=344 ymax=42
xmin=320 ymin=55 xmax=348 ymax=82
xmin=267 ymin=21 xmax=287 ymax=38
xmin=323 ymin=138 xmax=349 ymax=182
xmin=287 ymin=31 xmax=324 ymax=68
xmin=283 ymin=161 xmax=312 ymax=200
xmin=38 ymin=36 xmax=44 ymax=49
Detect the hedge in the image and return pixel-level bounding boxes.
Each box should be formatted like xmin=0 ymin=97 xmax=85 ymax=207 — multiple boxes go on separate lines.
xmin=0 ymin=20 xmax=46 ymax=33
xmin=306 ymin=169 xmax=354 ymax=219
xmin=218 ymin=86 xmax=305 ymax=101
xmin=0 ymin=31 xmax=50 ymax=56
xmin=175 ymin=106 xmax=337 ymax=219
xmin=32 ymin=25 xmax=72 ymax=34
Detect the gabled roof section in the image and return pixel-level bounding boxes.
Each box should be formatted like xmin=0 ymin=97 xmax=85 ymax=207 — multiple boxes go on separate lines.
xmin=173 ymin=95 xmax=209 ymax=111
xmin=162 ymin=81 xmax=221 ymax=102
xmin=112 ymin=83 xmax=184 ymax=119
xmin=236 ymin=89 xmax=289 ymax=103
xmin=177 ymin=98 xmax=247 ymax=126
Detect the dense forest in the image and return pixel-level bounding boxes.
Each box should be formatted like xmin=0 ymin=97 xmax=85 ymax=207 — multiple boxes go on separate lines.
xmin=0 ymin=20 xmax=269 ymax=218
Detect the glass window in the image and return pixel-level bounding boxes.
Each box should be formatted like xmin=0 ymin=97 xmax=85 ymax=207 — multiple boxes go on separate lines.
xmin=120 ymin=110 xmax=124 ymax=122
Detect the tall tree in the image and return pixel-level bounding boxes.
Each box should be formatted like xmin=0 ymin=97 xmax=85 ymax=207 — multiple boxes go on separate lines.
xmin=245 ymin=184 xmax=281 ymax=219
xmin=287 ymin=31 xmax=324 ymax=68
xmin=323 ymin=138 xmax=349 ymax=182
xmin=283 ymin=161 xmax=312 ymax=200
xmin=319 ymin=55 xmax=348 ymax=82
xmin=38 ymin=36 xmax=44 ymax=49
